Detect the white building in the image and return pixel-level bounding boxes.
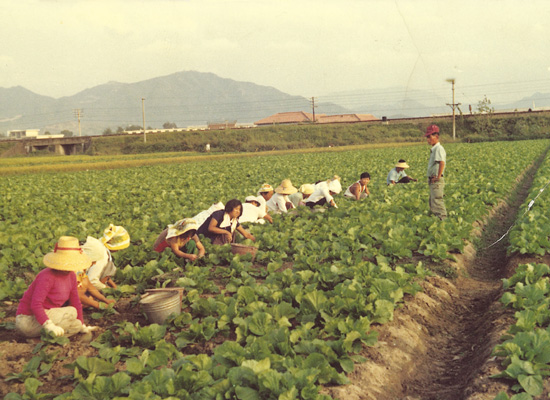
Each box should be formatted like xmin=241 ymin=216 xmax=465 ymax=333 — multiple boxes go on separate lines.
xmin=7 ymin=129 xmax=40 ymax=139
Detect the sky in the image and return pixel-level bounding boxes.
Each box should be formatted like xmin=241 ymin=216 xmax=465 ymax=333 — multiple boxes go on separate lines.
xmin=2 ymin=0 xmax=550 ymax=107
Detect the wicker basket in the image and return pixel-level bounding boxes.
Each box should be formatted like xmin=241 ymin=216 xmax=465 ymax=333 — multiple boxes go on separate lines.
xmin=231 ymin=243 xmax=258 ymax=260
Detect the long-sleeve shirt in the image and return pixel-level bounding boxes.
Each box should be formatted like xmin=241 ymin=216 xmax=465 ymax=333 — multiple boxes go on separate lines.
xmin=306 ymin=181 xmax=333 ymax=205
xmin=266 ymin=193 xmax=293 ymax=213
xmin=16 ymin=268 xmax=84 ymax=325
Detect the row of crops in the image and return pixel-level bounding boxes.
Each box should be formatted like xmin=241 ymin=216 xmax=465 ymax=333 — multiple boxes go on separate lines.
xmin=2 ymin=140 xmax=549 ymax=399
xmin=491 ymin=148 xmax=550 ymax=400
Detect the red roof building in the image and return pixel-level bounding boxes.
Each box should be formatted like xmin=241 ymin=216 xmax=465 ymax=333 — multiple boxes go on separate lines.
xmin=254 ymin=111 xmax=325 ymax=125
xmin=254 ymin=111 xmax=378 ymax=126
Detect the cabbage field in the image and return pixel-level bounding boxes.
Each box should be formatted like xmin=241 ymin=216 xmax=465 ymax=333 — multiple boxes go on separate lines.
xmin=1 ymin=140 xmax=549 ymax=399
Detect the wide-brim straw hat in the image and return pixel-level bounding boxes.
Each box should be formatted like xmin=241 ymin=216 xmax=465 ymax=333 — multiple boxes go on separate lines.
xmin=43 ymin=236 xmax=92 ymax=272
xmin=275 ymin=179 xmax=298 ymax=195
xmin=166 ymin=218 xmax=198 ymax=239
xmin=258 ymin=183 xmax=274 ymax=193
xmin=100 ymin=224 xmax=130 ymax=251
xmin=395 ymin=162 xmax=409 ymax=169
xmin=300 ymin=184 xmax=315 ymax=195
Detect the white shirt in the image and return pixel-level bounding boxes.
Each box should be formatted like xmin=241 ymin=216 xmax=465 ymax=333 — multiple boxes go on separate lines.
xmin=344 ymin=181 xmax=368 ymax=198
xmin=267 ymin=193 xmax=293 ymax=213
xmin=239 ymin=203 xmax=266 ymax=224
xmin=82 ymin=236 xmax=111 ymax=290
xmin=307 ymin=181 xmax=333 ymax=204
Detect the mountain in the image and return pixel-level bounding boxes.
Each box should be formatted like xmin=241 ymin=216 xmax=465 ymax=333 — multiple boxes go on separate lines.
xmin=0 ymin=71 xmax=349 ymax=135
xmin=323 ymin=87 xmax=550 ymax=118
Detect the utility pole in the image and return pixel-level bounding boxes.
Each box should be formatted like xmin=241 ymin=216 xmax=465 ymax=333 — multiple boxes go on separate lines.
xmin=311 ymin=97 xmax=316 ymax=123
xmin=446 ymin=79 xmax=461 ymax=140
xmin=141 ymin=98 xmax=146 ymax=143
xmin=73 ymin=109 xmax=82 ymax=136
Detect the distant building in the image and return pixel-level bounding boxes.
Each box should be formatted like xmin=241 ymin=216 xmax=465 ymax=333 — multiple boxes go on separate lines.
xmin=207 ymin=120 xmax=237 ymax=130
xmin=317 ymin=114 xmax=379 ymax=124
xmin=254 ymin=111 xmax=323 ymax=125
xmin=7 ymin=129 xmax=40 ymax=139
xmin=254 ymin=111 xmax=378 ymax=126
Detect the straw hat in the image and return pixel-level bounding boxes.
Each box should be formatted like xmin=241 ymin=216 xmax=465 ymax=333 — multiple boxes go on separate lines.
xmin=43 ymin=236 xmax=92 ymax=272
xmin=258 ymin=183 xmax=274 ymax=193
xmin=299 ymin=184 xmax=315 ymax=195
xmin=100 ymin=224 xmax=130 ymax=251
xmin=275 ymin=179 xmax=298 ymax=195
xmin=166 ymin=218 xmax=198 ymax=240
xmin=395 ymin=161 xmax=409 ymax=169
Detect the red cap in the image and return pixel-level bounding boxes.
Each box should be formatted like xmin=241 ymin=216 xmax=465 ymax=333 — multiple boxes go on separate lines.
xmin=425 ymin=124 xmax=440 ymax=137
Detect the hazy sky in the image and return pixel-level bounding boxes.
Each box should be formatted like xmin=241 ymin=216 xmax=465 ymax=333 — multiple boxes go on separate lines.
xmin=2 ymin=0 xmax=550 ymax=106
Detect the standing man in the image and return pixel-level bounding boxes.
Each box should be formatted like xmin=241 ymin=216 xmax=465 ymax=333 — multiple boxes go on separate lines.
xmin=425 ymin=125 xmax=447 ymax=220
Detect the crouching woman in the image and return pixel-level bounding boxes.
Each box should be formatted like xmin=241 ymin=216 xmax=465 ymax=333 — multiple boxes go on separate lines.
xmin=154 ymin=218 xmax=205 ymax=261
xmin=198 ymin=199 xmax=255 ymax=244
xmin=15 ymin=236 xmax=97 ymax=338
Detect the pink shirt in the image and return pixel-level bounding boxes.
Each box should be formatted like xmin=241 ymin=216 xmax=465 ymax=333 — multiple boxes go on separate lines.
xmin=16 ymin=268 xmax=84 ymax=325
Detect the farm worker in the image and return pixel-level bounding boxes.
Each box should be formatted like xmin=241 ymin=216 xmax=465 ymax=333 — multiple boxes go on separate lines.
xmin=153 ymin=218 xmax=206 ymax=261
xmin=82 ymin=224 xmax=130 ymax=291
xmin=425 ymin=125 xmax=447 ymax=220
xmin=386 ymin=160 xmax=417 ymax=185
xmin=267 ymin=179 xmax=298 ymax=214
xmin=256 ymin=183 xmax=274 ymax=214
xmin=289 ymin=184 xmax=315 ymax=208
xmin=344 ymin=172 xmax=371 ymax=200
xmin=197 ymin=199 xmax=256 ymax=244
xmin=239 ymin=196 xmax=273 ymax=224
xmin=15 ymin=236 xmax=98 ymax=338
xmin=305 ymin=175 xmax=342 ymax=208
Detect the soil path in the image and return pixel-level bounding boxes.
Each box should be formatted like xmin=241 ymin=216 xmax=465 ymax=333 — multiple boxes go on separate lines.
xmin=398 ymin=156 xmax=544 ymax=399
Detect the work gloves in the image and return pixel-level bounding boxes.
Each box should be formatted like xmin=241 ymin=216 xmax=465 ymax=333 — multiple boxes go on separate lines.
xmin=42 ymin=319 xmax=64 ymax=337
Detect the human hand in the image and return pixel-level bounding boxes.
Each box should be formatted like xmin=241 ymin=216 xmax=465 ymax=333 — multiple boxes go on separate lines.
xmin=80 ymin=323 xmax=99 ymax=334
xmin=43 ymin=320 xmax=64 ymax=337
xmin=225 ymin=232 xmax=233 ymax=242
xmin=247 ymin=234 xmax=256 ymax=242
xmin=106 ymin=298 xmax=116 ymax=305
xmin=187 ymin=254 xmax=198 ymax=261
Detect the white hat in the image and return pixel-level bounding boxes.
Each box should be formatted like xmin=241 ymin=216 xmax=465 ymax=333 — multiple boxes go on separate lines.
xmin=245 ymin=196 xmax=259 ymax=203
xmin=327 ymin=179 xmax=342 ymax=194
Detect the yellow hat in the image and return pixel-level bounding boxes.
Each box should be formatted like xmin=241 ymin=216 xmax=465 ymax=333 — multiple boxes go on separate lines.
xmin=300 ymin=184 xmax=315 ymax=195
xmin=43 ymin=236 xmax=92 ymax=272
xmin=275 ymin=179 xmax=298 ymax=195
xmin=100 ymin=224 xmax=130 ymax=251
xmin=166 ymin=218 xmax=198 ymax=239
xmin=258 ymin=183 xmax=274 ymax=193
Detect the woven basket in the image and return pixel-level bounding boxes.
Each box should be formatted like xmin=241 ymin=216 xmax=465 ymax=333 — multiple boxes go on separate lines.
xmin=231 ymin=243 xmax=258 ymax=260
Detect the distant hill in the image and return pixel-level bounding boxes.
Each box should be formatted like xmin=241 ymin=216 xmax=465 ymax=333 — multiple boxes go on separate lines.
xmin=0 ymin=71 xmax=349 ymax=135
xmin=323 ymin=88 xmax=550 ymax=118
